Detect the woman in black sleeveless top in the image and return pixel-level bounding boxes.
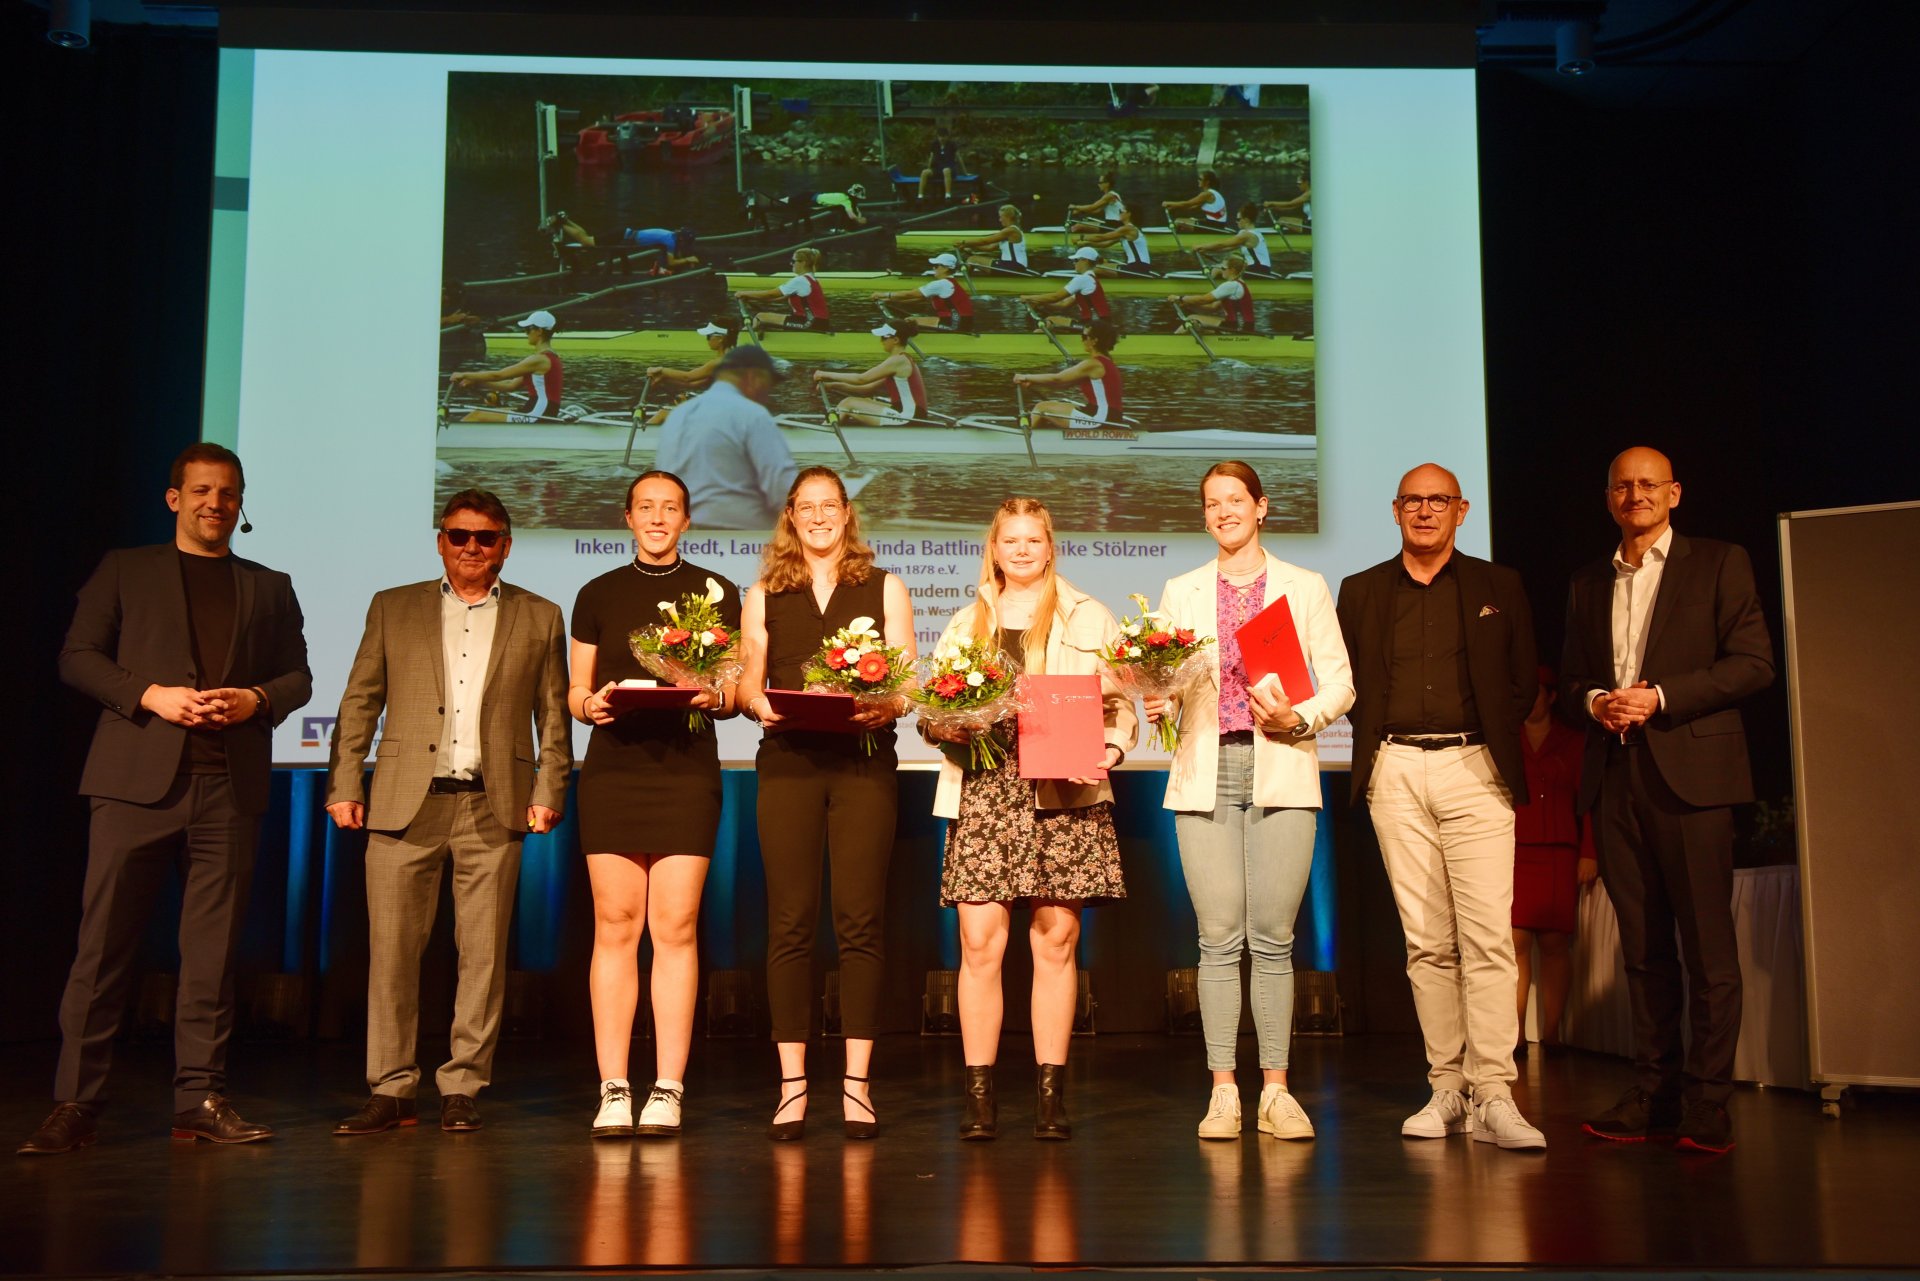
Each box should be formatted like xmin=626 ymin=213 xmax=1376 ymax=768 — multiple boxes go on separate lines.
xmin=738 ymin=466 xmax=917 ymax=1140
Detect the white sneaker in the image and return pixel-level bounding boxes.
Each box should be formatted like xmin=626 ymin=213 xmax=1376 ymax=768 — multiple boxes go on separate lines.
xmin=1401 ymin=1088 xmax=1474 ymax=1138
xmin=1197 ymin=1084 xmax=1242 ymax=1140
xmin=635 ymin=1083 xmax=683 ymax=1137
xmin=592 ymin=1080 xmax=635 ymax=1138
xmin=1256 ymin=1086 xmax=1315 ymax=1140
xmin=1472 ymin=1096 xmax=1546 ymax=1150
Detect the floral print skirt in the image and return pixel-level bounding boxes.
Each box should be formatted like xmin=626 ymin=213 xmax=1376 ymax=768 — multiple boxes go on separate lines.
xmin=940 ymin=737 xmax=1127 ymax=907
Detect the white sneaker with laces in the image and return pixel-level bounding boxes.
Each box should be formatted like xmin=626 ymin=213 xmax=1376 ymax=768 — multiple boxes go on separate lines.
xmin=1197 ymin=1084 xmax=1242 ymax=1140
xmin=1256 ymin=1085 xmax=1315 ymax=1140
xmin=1401 ymin=1088 xmax=1474 ymax=1138
xmin=592 ymin=1080 xmax=635 ymax=1138
xmin=1472 ymin=1096 xmax=1546 ymax=1150
xmin=635 ymin=1082 xmax=684 ymax=1137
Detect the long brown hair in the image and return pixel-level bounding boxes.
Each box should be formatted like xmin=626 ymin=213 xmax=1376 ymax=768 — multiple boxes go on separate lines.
xmin=758 ymin=465 xmax=877 ymax=593
xmin=965 ymin=497 xmax=1060 ymax=673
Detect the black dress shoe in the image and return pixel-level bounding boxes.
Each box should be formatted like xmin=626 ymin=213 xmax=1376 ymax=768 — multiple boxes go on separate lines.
xmin=333 ymin=1094 xmax=419 ymax=1136
xmin=1675 ymin=1097 xmax=1735 ymax=1154
xmin=440 ymin=1094 xmax=482 ymax=1132
xmin=1581 ymin=1085 xmax=1681 ymax=1142
xmin=17 ymin=1102 xmax=98 ymax=1155
xmin=842 ymin=1074 xmax=878 ymax=1141
xmin=768 ymin=1076 xmax=807 ymax=1142
xmin=959 ymin=1065 xmax=997 ymax=1141
xmin=171 ymin=1094 xmax=273 ymax=1144
xmin=1034 ymin=1063 xmax=1071 ymax=1141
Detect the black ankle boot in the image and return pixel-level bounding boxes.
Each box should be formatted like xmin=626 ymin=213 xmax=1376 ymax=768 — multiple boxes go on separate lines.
xmin=1034 ymin=1063 xmax=1070 ymax=1140
xmin=960 ymin=1065 xmax=997 ymax=1140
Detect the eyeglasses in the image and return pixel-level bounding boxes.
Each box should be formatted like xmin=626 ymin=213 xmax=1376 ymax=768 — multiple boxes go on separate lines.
xmin=1608 ymin=479 xmax=1673 ymax=497
xmin=440 ymin=528 xmax=507 ymax=548
xmin=1396 ymin=494 xmax=1461 ymax=513
xmin=792 ymin=501 xmax=843 ymax=520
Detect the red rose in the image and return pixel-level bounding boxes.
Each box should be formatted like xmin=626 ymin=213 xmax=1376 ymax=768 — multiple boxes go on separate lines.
xmin=709 ymin=627 xmax=730 ymax=645
xmin=933 ymin=673 xmax=966 ymax=699
xmin=1143 ymin=631 xmax=1173 ymax=648
xmin=1174 ymin=629 xmax=1196 ymax=646
xmin=855 ymin=652 xmax=890 ymax=684
xmin=825 ymin=646 xmax=849 ymax=671
xmin=661 ymin=628 xmax=692 ymax=646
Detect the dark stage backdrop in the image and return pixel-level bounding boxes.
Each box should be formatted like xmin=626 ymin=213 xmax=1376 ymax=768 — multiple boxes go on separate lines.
xmin=7 ymin=2 xmax=1915 ymax=1048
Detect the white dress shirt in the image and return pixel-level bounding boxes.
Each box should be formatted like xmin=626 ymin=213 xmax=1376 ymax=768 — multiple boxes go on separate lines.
xmin=437 ymin=579 xmax=499 ymax=780
xmin=1590 ymin=524 xmax=1672 ymax=717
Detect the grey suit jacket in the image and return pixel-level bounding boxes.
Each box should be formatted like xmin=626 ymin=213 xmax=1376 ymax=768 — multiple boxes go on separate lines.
xmin=59 ymin=543 xmax=312 ymax=813
xmin=325 ymin=579 xmax=572 ymax=834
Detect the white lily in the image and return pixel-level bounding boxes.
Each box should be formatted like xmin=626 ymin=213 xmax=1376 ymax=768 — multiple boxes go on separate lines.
xmin=848 ymin=616 xmax=876 ymax=635
xmin=659 ymin=601 xmax=679 ymax=623
xmin=1122 ymin=621 xmax=1141 ymax=637
xmin=705 ymin=577 xmax=725 ymax=604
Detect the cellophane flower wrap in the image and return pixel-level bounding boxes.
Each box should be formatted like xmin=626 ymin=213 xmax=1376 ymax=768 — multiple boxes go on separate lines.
xmin=801 ymin=615 xmax=911 ymax=755
xmin=907 ymin=640 xmax=1022 ymax=771
xmin=1099 ymin=593 xmax=1214 ymax=752
xmin=628 ymin=577 xmax=740 ymax=732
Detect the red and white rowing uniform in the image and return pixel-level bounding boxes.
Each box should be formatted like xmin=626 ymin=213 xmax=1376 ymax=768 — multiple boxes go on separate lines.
xmin=1063 ymin=271 xmax=1111 ymax=322
xmin=511 ymin=350 xmax=564 ymax=422
xmin=1211 ymin=278 xmax=1255 ymax=330
xmin=780 ymin=274 xmax=830 ymax=328
xmin=920 ymin=276 xmax=974 ymax=327
xmin=884 ymin=359 xmax=929 ymax=422
xmin=1074 ymin=354 xmax=1124 ymax=424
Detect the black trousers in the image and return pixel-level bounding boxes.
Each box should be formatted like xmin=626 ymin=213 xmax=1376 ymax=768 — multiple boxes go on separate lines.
xmin=1595 ymin=741 xmax=1741 ymax=1104
xmin=54 ymin=772 xmax=260 ymax=1113
xmin=755 ymin=737 xmax=897 ymax=1042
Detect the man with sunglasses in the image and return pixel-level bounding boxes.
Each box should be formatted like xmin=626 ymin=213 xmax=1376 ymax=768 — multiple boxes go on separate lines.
xmin=324 ymin=490 xmax=570 ymax=1136
xmin=1336 ymin=463 xmax=1546 ymax=1150
xmin=1562 ymin=447 xmax=1772 ymax=1154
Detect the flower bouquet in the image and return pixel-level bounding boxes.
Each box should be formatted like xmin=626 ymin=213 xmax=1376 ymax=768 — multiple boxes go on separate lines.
xmin=801 ymin=615 xmax=912 ymax=755
xmin=907 ymin=640 xmax=1022 ymax=771
xmin=1099 ymin=593 xmax=1214 ymax=752
xmin=628 ymin=576 xmax=740 ymax=731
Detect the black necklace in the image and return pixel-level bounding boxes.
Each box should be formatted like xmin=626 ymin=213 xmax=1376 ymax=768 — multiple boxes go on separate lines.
xmin=630 ymin=554 xmax=682 ymax=577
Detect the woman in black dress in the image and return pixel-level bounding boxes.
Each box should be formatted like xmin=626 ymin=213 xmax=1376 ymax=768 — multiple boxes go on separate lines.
xmin=569 ymin=471 xmax=742 ymax=1139
xmin=737 ymin=466 xmax=917 ymax=1140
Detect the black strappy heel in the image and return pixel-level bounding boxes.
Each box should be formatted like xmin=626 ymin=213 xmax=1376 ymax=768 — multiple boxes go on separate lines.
xmin=769 ymin=1074 xmax=808 ymax=1141
xmin=843 ymin=1073 xmax=878 ymax=1140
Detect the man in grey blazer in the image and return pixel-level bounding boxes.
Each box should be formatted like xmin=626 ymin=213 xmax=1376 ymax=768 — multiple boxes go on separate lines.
xmin=325 ymin=489 xmax=570 ymax=1134
xmin=20 ymin=443 xmax=311 ymax=1155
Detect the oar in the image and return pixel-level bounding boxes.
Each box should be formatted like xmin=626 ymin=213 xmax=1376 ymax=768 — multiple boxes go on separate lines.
xmin=815 ymin=384 xmax=859 ymax=466
xmin=1025 ymin=303 xmax=1073 ymax=360
xmin=1171 ymin=299 xmax=1220 ymax=362
xmin=1011 ymin=384 xmax=1038 ymax=467
xmin=438 ymin=373 xmax=458 ymax=430
xmin=622 ymin=374 xmax=654 ymax=466
xmin=737 ymin=297 xmax=763 ymax=344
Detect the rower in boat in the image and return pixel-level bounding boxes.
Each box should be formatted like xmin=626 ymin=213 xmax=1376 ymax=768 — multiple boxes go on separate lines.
xmin=1012 ymin=318 xmax=1125 ymax=433
xmin=811 ymin=323 xmax=931 ymax=426
xmin=453 ymin=310 xmax=566 ymax=422
xmin=870 ymin=253 xmax=975 ymax=333
xmin=547 ymin=217 xmax=702 ymax=275
xmin=1072 ymin=204 xmax=1156 ymax=277
xmin=813 ymin=183 xmax=869 ymax=228
xmin=1030 ymin=247 xmax=1113 ymax=332
xmin=1164 ymin=169 xmax=1231 ymax=233
xmin=954 ymin=205 xmax=1034 ymax=275
xmin=739 ymin=247 xmax=832 ymax=334
xmin=1188 ymin=204 xmax=1277 ymax=277
xmin=1170 ymin=256 xmax=1256 ymax=332
xmin=1066 ymin=171 xmax=1126 ymax=232
xmin=1262 ymin=168 xmax=1311 ymax=232
xmin=642 ymin=320 xmax=738 ymax=425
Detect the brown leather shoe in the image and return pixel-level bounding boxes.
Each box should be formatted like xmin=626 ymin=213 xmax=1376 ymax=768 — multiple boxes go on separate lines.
xmin=17 ymin=1102 xmax=98 ymax=1155
xmin=171 ymin=1093 xmax=273 ymax=1144
xmin=440 ymin=1094 xmax=481 ymax=1132
xmin=333 ymin=1094 xmax=419 ymax=1137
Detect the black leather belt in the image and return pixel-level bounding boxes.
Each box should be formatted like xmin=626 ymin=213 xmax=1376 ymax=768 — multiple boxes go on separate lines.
xmin=429 ymin=774 xmax=486 ymax=793
xmin=1383 ymin=733 xmax=1484 ymax=750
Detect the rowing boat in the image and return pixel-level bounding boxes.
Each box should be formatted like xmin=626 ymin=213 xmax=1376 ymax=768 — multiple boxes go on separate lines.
xmin=482 ymin=328 xmax=1314 ymax=363
xmin=436 ymin=414 xmax=1315 ymax=465
xmin=895 ymin=224 xmax=1313 ymax=256
xmin=719 ymin=270 xmax=1312 ymax=300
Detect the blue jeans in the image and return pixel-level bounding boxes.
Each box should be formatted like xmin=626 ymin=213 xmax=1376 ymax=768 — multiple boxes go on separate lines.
xmin=1173 ymin=739 xmax=1318 ymax=1071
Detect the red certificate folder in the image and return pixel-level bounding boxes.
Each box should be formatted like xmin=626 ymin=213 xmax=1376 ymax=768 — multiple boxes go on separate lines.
xmin=605 ymin=681 xmax=701 ymax=711
xmin=1018 ymin=674 xmax=1108 ymax=780
xmin=763 ymin=688 xmax=863 ymax=733
xmin=1233 ymin=596 xmax=1315 ymax=704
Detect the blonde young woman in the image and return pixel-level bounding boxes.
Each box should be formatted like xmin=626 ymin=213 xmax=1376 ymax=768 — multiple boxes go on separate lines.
xmin=1146 ymin=461 xmax=1355 ymax=1141
xmin=924 ymin=498 xmax=1136 ymax=1141
xmin=736 ymin=467 xmax=916 ymax=1141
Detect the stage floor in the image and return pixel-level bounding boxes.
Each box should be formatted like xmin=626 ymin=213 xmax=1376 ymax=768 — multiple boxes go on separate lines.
xmin=2 ymin=1033 xmax=1915 ymax=1275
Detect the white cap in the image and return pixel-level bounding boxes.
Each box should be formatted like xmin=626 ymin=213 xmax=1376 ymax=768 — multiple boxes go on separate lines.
xmin=695 ymin=321 xmax=729 ymax=337
xmin=517 ymin=310 xmax=558 ymax=329
xmin=870 ymin=324 xmax=898 ymax=338
xmin=927 ymin=253 xmax=959 ymax=268
xmin=1070 ymin=246 xmax=1101 ymax=261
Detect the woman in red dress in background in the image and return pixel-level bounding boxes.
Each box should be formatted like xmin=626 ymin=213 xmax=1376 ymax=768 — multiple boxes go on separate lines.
xmin=1513 ymin=665 xmax=1597 ymax=1057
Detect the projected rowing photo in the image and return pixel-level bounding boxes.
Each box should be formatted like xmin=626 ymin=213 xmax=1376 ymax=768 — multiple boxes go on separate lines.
xmin=435 ymin=72 xmax=1317 ymax=533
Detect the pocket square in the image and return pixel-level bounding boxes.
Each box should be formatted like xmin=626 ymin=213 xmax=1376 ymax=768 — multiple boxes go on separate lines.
xmin=1478 ymin=605 xmax=1499 ymax=617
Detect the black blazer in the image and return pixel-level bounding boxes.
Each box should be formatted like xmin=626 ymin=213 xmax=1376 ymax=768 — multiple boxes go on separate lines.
xmin=58 ymin=544 xmax=313 ymax=814
xmin=1559 ymin=533 xmax=1773 ymax=811
xmin=1335 ymin=551 xmax=1538 ymax=804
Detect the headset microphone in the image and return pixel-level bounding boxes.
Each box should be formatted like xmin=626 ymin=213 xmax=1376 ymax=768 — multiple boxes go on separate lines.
xmin=239 ymin=506 xmax=254 ymax=534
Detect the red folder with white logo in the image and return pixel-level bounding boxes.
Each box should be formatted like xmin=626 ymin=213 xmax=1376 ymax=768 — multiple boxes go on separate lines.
xmin=1233 ymin=596 xmax=1315 ymax=704
xmin=1017 ymin=674 xmax=1108 ymax=779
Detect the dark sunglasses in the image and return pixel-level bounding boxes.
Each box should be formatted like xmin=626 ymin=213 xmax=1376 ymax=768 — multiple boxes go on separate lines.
xmin=439 ymin=528 xmax=507 ymax=548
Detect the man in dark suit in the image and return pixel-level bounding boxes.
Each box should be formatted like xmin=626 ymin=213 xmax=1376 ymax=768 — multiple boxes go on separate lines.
xmin=1336 ymin=463 xmax=1545 ymax=1150
xmin=325 ymin=489 xmax=570 ymax=1136
xmin=19 ymin=444 xmax=311 ymax=1155
xmin=1562 ymin=446 xmax=1773 ymax=1154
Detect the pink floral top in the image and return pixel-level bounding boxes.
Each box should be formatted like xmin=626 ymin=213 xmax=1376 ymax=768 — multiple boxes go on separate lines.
xmin=1216 ymin=572 xmax=1266 ymax=734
